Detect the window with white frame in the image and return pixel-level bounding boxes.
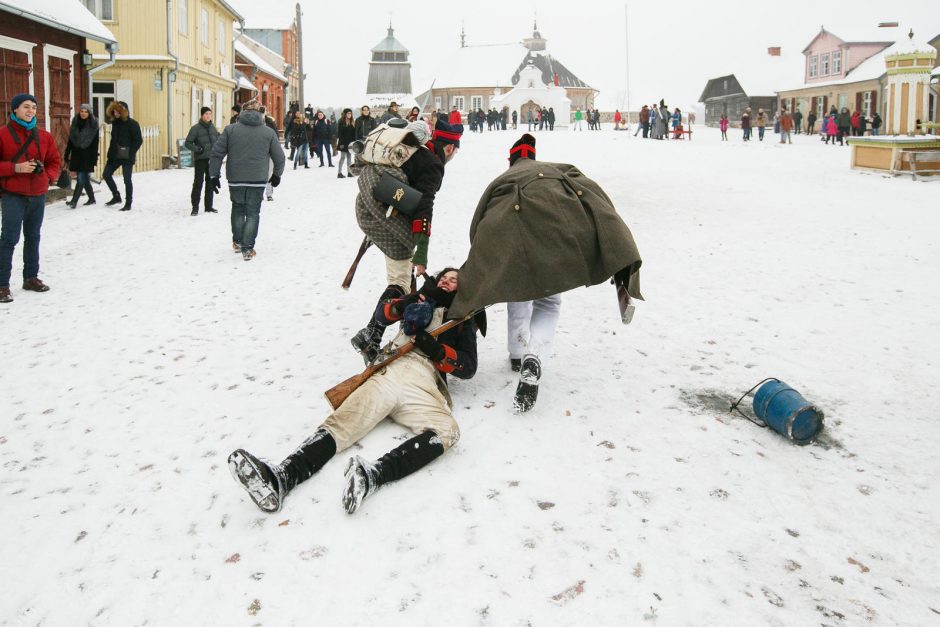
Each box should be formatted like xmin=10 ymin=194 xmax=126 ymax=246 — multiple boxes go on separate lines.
xmin=863 ymin=90 xmax=872 ymax=117
xmin=808 ymin=55 xmax=818 ymax=78
xmin=434 ymin=96 xmax=441 ymax=111
xmin=217 ymin=18 xmax=225 ymax=54
xmin=452 ymin=96 xmax=464 ymax=111
xmin=821 ymin=52 xmax=830 ymax=76
xmin=179 ymin=0 xmax=188 ymax=34
xmin=200 ymin=8 xmax=209 ymax=45
xmin=83 ymin=0 xmax=113 ymax=20
xmin=470 ymin=96 xmax=483 ymax=111
xmin=832 ymin=51 xmax=842 ymax=74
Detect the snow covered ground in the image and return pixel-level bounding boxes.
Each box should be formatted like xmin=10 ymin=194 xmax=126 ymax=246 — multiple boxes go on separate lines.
xmin=2 ymin=126 xmax=938 ymax=626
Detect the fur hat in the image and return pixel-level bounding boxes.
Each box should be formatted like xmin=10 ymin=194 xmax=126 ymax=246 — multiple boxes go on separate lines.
xmin=11 ymin=93 xmax=37 ymax=111
xmin=431 ymin=118 xmax=464 ymax=148
xmin=509 ymin=134 xmax=536 ymax=166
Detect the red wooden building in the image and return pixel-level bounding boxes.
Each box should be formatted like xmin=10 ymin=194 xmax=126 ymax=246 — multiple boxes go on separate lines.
xmin=0 ymin=0 xmax=116 ymax=159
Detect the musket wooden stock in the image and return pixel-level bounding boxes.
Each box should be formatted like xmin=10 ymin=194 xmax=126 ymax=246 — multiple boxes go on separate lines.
xmin=323 ymin=311 xmax=477 ymax=410
xmin=341 ymin=237 xmax=372 ymax=290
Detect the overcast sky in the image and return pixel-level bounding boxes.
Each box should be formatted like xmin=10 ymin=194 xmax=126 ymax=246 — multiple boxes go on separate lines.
xmin=229 ymin=0 xmax=938 ymax=111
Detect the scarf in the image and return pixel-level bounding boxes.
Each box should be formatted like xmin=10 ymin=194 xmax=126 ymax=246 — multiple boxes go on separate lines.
xmin=69 ymin=114 xmax=99 ymax=149
xmin=10 ymin=113 xmax=36 ymax=131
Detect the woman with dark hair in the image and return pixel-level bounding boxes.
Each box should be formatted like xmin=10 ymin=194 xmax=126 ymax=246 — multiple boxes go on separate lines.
xmin=288 ymin=111 xmax=309 ymax=170
xmin=64 ymin=104 xmax=99 ymax=208
xmin=311 ymin=110 xmax=333 ymax=167
xmin=336 ymin=108 xmax=356 ymax=178
xmin=407 ymin=106 xmax=421 ymax=122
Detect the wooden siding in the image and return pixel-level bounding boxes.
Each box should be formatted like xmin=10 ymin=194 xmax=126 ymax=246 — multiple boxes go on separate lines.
xmin=92 ymin=124 xmax=163 ymax=178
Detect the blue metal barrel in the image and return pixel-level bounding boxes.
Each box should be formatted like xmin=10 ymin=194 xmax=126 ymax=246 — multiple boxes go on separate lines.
xmin=752 ymin=380 xmax=823 ymax=444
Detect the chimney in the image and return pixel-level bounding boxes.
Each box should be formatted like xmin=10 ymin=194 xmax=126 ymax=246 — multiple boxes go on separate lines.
xmin=767 ymin=46 xmax=781 ymax=56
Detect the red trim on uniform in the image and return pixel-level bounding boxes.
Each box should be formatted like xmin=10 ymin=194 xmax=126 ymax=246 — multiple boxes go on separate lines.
xmin=412 ymin=218 xmax=430 ymax=236
xmin=509 ymin=144 xmax=535 ymax=159
xmin=383 ymin=301 xmax=403 ymax=322
xmin=432 ymin=129 xmax=463 ymax=142
xmin=434 ymin=344 xmax=458 ymax=373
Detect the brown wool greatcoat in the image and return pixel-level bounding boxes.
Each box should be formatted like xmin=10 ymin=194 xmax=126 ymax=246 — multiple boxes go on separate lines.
xmin=449 ymin=158 xmax=643 ymax=319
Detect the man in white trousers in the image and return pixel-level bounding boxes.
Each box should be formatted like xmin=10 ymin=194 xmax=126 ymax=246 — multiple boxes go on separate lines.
xmin=507 ymin=294 xmax=562 ymax=413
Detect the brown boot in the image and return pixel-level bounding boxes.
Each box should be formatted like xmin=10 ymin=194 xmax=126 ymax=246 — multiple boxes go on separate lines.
xmin=0 ymin=287 xmax=12 ymax=303
xmin=23 ymin=277 xmax=50 ymax=292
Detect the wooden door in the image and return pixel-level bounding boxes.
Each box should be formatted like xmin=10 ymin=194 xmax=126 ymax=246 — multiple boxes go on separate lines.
xmin=0 ymin=48 xmax=31 ymax=114
xmin=47 ymin=55 xmax=72 ymax=157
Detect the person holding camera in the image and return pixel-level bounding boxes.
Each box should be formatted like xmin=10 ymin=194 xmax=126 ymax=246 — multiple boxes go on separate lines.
xmin=184 ymin=106 xmax=220 ymax=216
xmin=0 ymin=94 xmax=61 ymax=303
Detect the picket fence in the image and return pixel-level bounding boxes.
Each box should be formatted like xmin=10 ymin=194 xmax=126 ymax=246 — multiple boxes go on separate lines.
xmin=93 ymin=124 xmax=163 ymax=179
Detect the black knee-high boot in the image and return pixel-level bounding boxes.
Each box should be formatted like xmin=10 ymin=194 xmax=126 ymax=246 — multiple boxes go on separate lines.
xmin=350 ymin=284 xmax=406 ymax=363
xmin=229 ymin=428 xmax=337 ymax=513
xmin=67 ymin=186 xmax=82 ymax=208
xmin=342 ymin=430 xmax=445 ymax=514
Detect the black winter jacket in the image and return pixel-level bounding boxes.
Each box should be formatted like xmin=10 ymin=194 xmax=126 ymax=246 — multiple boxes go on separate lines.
xmin=355 ymin=115 xmax=377 ymax=140
xmin=400 ymin=145 xmax=445 ymax=225
xmin=336 ymin=122 xmax=356 ymax=150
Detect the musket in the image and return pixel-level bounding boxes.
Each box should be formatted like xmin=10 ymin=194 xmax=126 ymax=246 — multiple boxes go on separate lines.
xmin=324 ymin=307 xmax=483 ymax=410
xmin=341 ymin=237 xmax=372 ymax=290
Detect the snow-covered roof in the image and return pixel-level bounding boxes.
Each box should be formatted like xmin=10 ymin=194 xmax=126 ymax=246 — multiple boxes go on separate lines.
xmin=513 ymin=52 xmax=594 ymax=90
xmin=237 ymin=75 xmax=257 ymax=91
xmin=371 ymin=26 xmax=409 ymax=54
xmin=428 ymin=43 xmax=529 ymax=89
xmin=234 ymin=36 xmax=286 ymax=82
xmin=0 ymin=0 xmax=116 ymax=44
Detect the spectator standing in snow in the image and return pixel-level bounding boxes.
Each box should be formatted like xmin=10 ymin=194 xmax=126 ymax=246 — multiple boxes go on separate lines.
xmin=0 ymin=93 xmax=61 ymax=303
xmin=741 ymin=108 xmax=752 ymax=141
xmin=336 ymin=108 xmax=356 ymax=178
xmin=719 ymin=114 xmax=729 ymax=141
xmin=102 ymin=101 xmax=142 ymax=211
xmin=671 ymin=108 xmax=682 ymax=139
xmin=825 ymin=113 xmax=839 ymax=145
xmin=229 ymin=104 xmax=240 ymax=125
xmin=755 ymin=109 xmax=767 ymax=141
xmin=355 ymin=105 xmax=377 ymax=141
xmin=837 ymin=107 xmax=851 ymax=145
xmin=871 ymin=112 xmax=882 ymax=136
xmin=512 ymin=109 xmax=518 ymax=129
xmin=613 ymin=109 xmax=622 ymax=130
xmin=63 ymin=104 xmax=99 ymax=209
xmin=311 ymin=110 xmax=334 ymax=167
xmin=547 ymin=107 xmax=556 ymax=131
xmin=851 ymin=110 xmax=860 ymax=136
xmin=573 ymin=108 xmax=583 ymax=131
xmin=858 ymin=112 xmax=868 ymax=136
xmin=229 ymin=267 xmax=478 ymax=515
xmin=208 ymin=100 xmax=285 ymax=261
xmin=779 ymin=109 xmax=793 ymax=144
xmin=407 ymin=106 xmax=421 ymax=122
xmin=807 ymin=110 xmax=817 ymax=135
xmin=639 ymin=105 xmax=650 ymax=137
xmin=793 ymin=108 xmax=803 ymax=134
xmin=378 ymin=101 xmax=402 ymax=124
xmin=448 ymin=106 xmax=462 ymax=125
xmin=288 ymin=112 xmax=309 ymax=170
xmin=184 ymin=106 xmax=221 ymax=215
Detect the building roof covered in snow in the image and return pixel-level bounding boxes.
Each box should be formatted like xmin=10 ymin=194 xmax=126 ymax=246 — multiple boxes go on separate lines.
xmin=371 ymin=25 xmax=409 ymax=54
xmin=513 ymin=51 xmax=594 ymax=90
xmin=235 ymin=35 xmax=286 ymax=81
xmin=0 ymin=0 xmax=116 ymax=44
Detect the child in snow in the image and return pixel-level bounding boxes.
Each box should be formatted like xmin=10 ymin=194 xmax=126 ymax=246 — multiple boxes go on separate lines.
xmin=719 ymin=115 xmax=729 ymax=141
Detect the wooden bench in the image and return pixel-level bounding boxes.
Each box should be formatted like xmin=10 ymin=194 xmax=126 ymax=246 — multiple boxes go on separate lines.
xmin=671 ymin=128 xmax=693 ymax=140
xmin=899 ymin=150 xmax=940 ymax=181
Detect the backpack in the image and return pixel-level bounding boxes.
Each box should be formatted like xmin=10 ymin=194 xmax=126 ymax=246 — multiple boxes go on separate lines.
xmin=355 ymin=122 xmax=425 ymax=167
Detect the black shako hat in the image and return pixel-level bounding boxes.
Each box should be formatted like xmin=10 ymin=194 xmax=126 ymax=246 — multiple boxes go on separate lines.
xmin=508 ymin=133 xmax=536 ymax=166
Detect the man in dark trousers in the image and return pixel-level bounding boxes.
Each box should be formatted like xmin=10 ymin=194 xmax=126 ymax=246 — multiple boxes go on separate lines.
xmin=102 ymin=101 xmax=142 ymax=211
xmin=350 ymin=117 xmax=463 ymax=363
xmin=208 ymin=101 xmax=285 ymax=261
xmin=0 ymin=94 xmax=61 ymax=303
xmin=184 ymin=106 xmax=220 ymax=215
xmin=229 ymin=267 xmax=479 ymax=515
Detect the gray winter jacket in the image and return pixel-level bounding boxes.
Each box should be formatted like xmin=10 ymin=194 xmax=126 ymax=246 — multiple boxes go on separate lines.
xmin=209 ymin=110 xmax=285 ymax=186
xmin=184 ymin=120 xmax=220 ymax=161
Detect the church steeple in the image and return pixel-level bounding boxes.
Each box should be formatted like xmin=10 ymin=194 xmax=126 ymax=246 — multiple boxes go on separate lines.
xmin=523 ymin=19 xmax=547 ymax=52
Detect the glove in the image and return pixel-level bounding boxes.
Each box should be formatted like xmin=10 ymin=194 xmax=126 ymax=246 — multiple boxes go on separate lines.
xmin=269 ymin=174 xmax=281 ymax=187
xmin=414 ymin=330 xmax=445 ymax=362
xmin=210 ymin=176 xmax=221 ymax=194
xmin=402 ymin=300 xmax=435 ymax=336
xmin=193 ymin=145 xmax=205 ymax=155
xmin=388 ymin=292 xmax=421 ymax=319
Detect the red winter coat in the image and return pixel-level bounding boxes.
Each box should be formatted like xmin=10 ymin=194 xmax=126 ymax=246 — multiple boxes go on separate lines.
xmin=0 ymin=121 xmax=61 ymax=197
xmin=448 ymin=110 xmax=462 ymax=125
xmin=851 ymin=112 xmax=860 ymax=129
xmin=614 ymin=111 xmax=622 ymax=122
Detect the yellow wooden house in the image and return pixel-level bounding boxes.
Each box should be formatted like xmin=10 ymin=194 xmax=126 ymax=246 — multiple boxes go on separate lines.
xmin=83 ymin=0 xmax=243 ymax=170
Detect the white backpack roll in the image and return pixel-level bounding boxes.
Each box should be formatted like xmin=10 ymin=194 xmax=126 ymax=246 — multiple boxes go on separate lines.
xmin=355 ymin=121 xmax=429 ymax=167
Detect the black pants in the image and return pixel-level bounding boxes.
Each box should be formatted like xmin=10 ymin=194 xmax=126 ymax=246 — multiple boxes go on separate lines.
xmin=103 ymin=159 xmax=133 ymax=201
xmin=191 ymin=159 xmax=213 ymax=210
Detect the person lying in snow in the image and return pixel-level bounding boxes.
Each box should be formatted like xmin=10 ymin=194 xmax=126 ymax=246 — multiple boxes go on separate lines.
xmin=228 ymin=268 xmax=479 ymax=514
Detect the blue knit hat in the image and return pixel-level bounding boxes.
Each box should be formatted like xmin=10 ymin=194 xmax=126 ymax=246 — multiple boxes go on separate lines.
xmin=432 ymin=118 xmax=464 ymax=148
xmin=11 ymin=93 xmax=37 ymax=111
